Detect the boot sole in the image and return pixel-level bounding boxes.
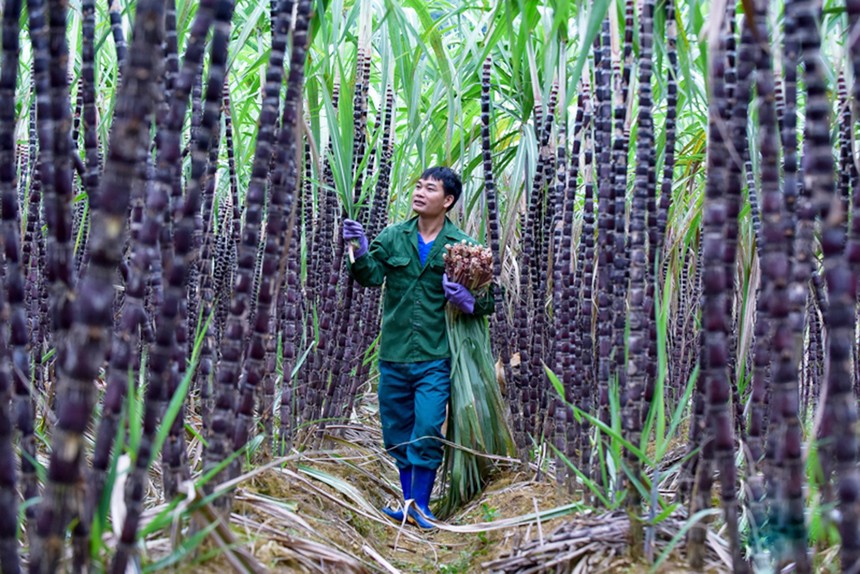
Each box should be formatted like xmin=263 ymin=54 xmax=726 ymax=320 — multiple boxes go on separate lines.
xmin=406 ymin=508 xmax=437 ymax=530
xmin=381 ymin=508 xmax=407 ymax=524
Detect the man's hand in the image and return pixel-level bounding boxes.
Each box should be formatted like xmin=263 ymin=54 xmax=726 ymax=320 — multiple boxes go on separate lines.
xmin=442 ymin=273 xmax=475 ymax=314
xmin=343 ymin=219 xmax=369 ymax=259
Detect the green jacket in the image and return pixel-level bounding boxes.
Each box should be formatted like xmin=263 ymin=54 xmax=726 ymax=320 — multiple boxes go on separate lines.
xmin=348 ymin=216 xmax=495 ymax=363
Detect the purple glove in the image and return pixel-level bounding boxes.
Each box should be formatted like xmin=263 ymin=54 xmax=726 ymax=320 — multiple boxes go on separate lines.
xmin=442 ymin=273 xmax=475 ymax=314
xmin=343 ymin=218 xmax=368 ymax=258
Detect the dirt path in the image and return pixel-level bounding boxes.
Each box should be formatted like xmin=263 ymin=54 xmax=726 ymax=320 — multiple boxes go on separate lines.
xmin=230 ymin=427 xmax=578 ymax=573
xmin=172 ymin=400 xmax=724 ymax=573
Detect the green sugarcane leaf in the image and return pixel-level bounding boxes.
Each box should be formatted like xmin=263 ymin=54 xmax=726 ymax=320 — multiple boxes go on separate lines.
xmin=543 ymin=363 xmax=565 ymax=402
xmin=651 ymin=502 xmax=679 ymax=525
xmin=656 ymin=364 xmax=699 ymax=461
xmin=151 ymin=310 xmax=213 ymax=463
xmin=573 ymin=407 xmax=655 ymax=467
xmin=650 ymin=508 xmax=722 ymax=573
xmin=138 ymin=498 xmax=185 ymax=538
xmin=142 ymin=522 xmax=219 ymax=573
xmin=91 ymin=379 xmax=131 ymax=555
xmin=565 ymin=0 xmax=610 ymax=107
xmin=440 ymin=307 xmax=514 ymax=517
xmin=291 ymin=341 xmax=317 ymax=379
xmin=549 ymin=443 xmax=612 ymax=508
xmin=226 ymin=0 xmax=268 ymax=74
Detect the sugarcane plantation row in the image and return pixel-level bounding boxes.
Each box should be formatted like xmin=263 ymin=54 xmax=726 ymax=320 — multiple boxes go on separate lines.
xmin=0 ymin=0 xmax=857 ymax=572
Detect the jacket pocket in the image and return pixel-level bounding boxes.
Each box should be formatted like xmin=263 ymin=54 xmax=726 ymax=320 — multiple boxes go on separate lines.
xmin=384 ymin=255 xmax=412 ymax=294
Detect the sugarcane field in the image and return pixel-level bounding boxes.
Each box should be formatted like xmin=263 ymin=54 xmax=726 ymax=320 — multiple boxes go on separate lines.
xmin=4 ymin=0 xmax=860 ymax=571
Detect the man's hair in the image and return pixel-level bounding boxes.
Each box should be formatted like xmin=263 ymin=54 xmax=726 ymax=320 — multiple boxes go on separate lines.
xmin=420 ymin=166 xmax=462 ymax=211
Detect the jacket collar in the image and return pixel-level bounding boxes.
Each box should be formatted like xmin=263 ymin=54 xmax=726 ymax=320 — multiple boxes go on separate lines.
xmin=402 ymin=216 xmax=461 ymax=271
xmin=401 ymin=215 xmax=461 ymax=241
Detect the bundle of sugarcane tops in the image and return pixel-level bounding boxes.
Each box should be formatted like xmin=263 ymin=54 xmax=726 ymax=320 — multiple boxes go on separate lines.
xmin=438 ymin=241 xmax=514 ymax=517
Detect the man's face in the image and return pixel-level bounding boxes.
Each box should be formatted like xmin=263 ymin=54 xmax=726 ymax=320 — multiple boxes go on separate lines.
xmin=412 ymin=176 xmax=453 ymax=217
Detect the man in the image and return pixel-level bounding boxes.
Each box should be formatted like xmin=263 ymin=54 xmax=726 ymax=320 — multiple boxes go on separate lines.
xmin=343 ymin=166 xmax=494 ymax=529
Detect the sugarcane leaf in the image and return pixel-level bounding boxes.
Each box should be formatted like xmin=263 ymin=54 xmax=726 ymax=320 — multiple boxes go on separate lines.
xmin=548 ymin=443 xmax=612 ymax=508
xmin=298 ymin=464 xmax=379 ymax=515
xmin=142 ymin=522 xmax=219 ymax=573
xmin=395 ymin=0 xmax=454 ymax=94
xmin=565 ymin=0 xmax=610 ymax=106
xmin=291 ymin=341 xmax=316 ymax=379
xmin=359 ymin=333 xmax=380 ymax=368
xmin=92 ymin=385 xmax=130 ymax=554
xmin=138 ymin=444 xmax=249 ymax=539
xmin=617 ymin=457 xmax=652 ymax=503
xmin=573 ymin=407 xmax=655 ymax=467
xmin=185 ymin=420 xmax=208 ymax=448
xmin=321 ymin=77 xmax=355 ymax=217
xmin=542 ymin=363 xmax=565 ymax=402
xmin=40 ymin=347 xmax=56 ymax=364
xmin=226 ymin=0 xmax=268 ymax=73
xmin=126 ymin=351 xmax=145 ymax=456
xmin=151 ymin=310 xmax=212 ymax=463
xmin=650 ymin=508 xmax=722 ymax=573
xmin=108 ymin=455 xmax=131 ymax=539
xmin=549 ymin=0 xmax=570 ymax=44
xmin=440 ymin=307 xmax=514 ymax=517
xmin=656 ymin=364 xmax=699 ymax=461
xmin=656 ymin=266 xmax=674 ymax=428
xmin=18 ymin=416 xmax=42 ymax=482
xmin=651 ymin=502 xmax=680 ymax=525
xmin=138 ymin=497 xmax=184 ymax=538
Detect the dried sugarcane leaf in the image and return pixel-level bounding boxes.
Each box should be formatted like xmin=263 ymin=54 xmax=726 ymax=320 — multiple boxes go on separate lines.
xmin=189 ymin=486 xmax=268 ymax=574
xmin=109 ymin=454 xmax=132 ymax=539
xmin=361 ymin=544 xmax=400 ymax=574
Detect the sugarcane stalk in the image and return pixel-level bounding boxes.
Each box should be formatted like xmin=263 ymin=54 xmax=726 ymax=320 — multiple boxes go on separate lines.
xmin=554 ymin=83 xmax=587 ymax=489
xmin=0 ymin=321 xmax=20 ymax=574
xmin=575 ymin=87 xmax=595 ymax=486
xmin=206 ymin=0 xmax=290 ymax=496
xmin=625 ymin=0 xmax=655 ymax=555
xmin=30 ymin=0 xmax=165 ymax=569
xmin=800 ymin=0 xmax=860 ymax=569
xmin=233 ymin=0 xmax=311 ymax=467
xmin=0 ymin=1 xmax=24 ymax=571
xmin=687 ymin=8 xmax=743 ymax=569
xmin=749 ymin=1 xmax=808 ymax=568
xmin=594 ymin=19 xmax=614 ymax=492
xmin=111 ymin=2 xmax=216 ymax=569
xmin=350 ymin=85 xmax=396 ymax=416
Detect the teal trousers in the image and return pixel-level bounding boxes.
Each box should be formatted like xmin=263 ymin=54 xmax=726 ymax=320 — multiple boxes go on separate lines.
xmin=378 ymin=359 xmax=450 ymax=470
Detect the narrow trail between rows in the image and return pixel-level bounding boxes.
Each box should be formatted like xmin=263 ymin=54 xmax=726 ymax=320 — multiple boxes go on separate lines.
xmin=169 ymin=392 xmax=728 ymax=573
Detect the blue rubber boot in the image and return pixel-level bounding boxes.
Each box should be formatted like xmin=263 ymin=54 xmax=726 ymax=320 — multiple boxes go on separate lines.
xmin=381 ymin=467 xmax=412 ymax=523
xmin=407 ymin=466 xmax=438 ymax=530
